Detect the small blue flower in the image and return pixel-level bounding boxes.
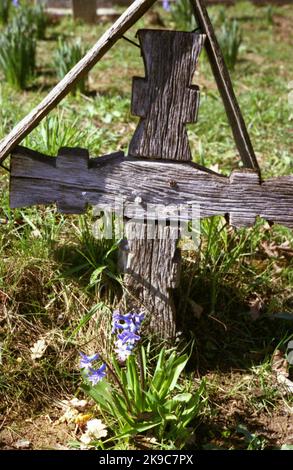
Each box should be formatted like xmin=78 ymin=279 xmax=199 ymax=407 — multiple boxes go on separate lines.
xmin=114 ymin=341 xmax=133 ymax=362
xmin=163 ymin=0 xmax=171 ymax=12
xmin=111 ymin=311 xmax=133 ymax=333
xmin=112 ymin=309 xmax=145 ymax=362
xmin=12 ymin=0 xmax=19 ymax=7
xmin=79 ymin=352 xmax=99 ymax=369
xmin=87 ymin=363 xmax=106 ymax=385
xmin=118 ymin=330 xmax=141 ymax=345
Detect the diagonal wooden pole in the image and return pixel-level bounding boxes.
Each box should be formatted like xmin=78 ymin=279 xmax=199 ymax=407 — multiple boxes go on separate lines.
xmin=0 ymin=0 xmax=158 ymax=164
xmin=190 ymin=0 xmax=260 ymax=173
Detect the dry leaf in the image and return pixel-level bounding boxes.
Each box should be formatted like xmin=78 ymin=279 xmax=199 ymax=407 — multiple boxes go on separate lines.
xmin=277 ymin=375 xmax=293 ymax=394
xmin=30 ymin=339 xmax=47 ymax=360
xmin=15 ymin=439 xmax=31 ymax=449
xmin=79 ymin=419 xmax=108 ymax=448
xmin=248 ymin=296 xmax=263 ymax=320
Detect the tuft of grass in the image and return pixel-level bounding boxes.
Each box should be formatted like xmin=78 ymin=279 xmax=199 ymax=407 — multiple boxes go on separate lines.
xmin=170 ymin=0 xmax=196 ymax=31
xmin=217 ymin=18 xmax=243 ymax=71
xmin=24 ymin=111 xmax=89 ymax=156
xmin=53 ymin=37 xmax=87 ymax=94
xmin=0 ymin=0 xmax=10 ymax=25
xmin=0 ymin=16 xmax=36 ymax=90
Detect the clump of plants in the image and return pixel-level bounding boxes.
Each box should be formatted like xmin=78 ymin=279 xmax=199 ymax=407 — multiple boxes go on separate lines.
xmin=0 ymin=1 xmax=48 ymax=90
xmin=217 ymin=18 xmax=243 ymax=71
xmin=0 ymin=0 xmax=12 ymax=25
xmin=163 ymin=0 xmax=197 ymax=31
xmin=15 ymin=2 xmax=48 ymax=40
xmin=0 ymin=16 xmax=36 ymax=89
xmin=79 ymin=310 xmax=206 ymax=449
xmin=53 ymin=37 xmax=87 ymax=94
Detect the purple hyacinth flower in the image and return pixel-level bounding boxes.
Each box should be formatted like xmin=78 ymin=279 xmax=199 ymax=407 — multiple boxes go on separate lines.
xmin=115 ymin=347 xmax=132 ymax=362
xmin=87 ymin=364 xmax=106 ymax=385
xmin=79 ymin=352 xmax=99 ymax=369
xmin=133 ymin=312 xmax=145 ymax=326
xmin=112 ymin=309 xmax=145 ymax=362
xmin=111 ymin=310 xmax=133 ymax=333
xmin=114 ymin=340 xmax=133 ymax=362
xmin=163 ymin=0 xmax=171 ymax=12
xmin=118 ymin=330 xmax=141 ymax=345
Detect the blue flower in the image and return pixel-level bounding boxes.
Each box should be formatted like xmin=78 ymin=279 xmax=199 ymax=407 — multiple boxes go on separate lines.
xmin=87 ymin=364 xmax=106 ymax=385
xmin=79 ymin=352 xmax=99 ymax=369
xmin=112 ymin=311 xmax=134 ymax=333
xmin=12 ymin=0 xmax=19 ymax=7
xmin=112 ymin=309 xmax=145 ymax=362
xmin=114 ymin=340 xmax=133 ymax=362
xmin=117 ymin=330 xmax=141 ymax=345
xmin=163 ymin=0 xmax=171 ymax=12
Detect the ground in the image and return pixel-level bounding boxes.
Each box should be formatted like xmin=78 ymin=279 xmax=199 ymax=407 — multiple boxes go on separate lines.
xmin=0 ymin=1 xmax=292 ymax=450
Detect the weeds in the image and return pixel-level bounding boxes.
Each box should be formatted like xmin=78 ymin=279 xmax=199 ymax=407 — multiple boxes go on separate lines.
xmin=0 ymin=0 xmax=10 ymax=25
xmin=217 ymin=18 xmax=243 ymax=71
xmin=0 ymin=17 xmax=36 ymax=89
xmin=24 ymin=112 xmax=89 ymax=156
xmin=170 ymin=0 xmax=197 ymax=31
xmin=53 ymin=37 xmax=87 ymax=94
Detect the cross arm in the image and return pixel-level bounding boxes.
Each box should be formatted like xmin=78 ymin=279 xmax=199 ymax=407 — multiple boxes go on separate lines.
xmin=10 ymin=146 xmax=293 ymax=228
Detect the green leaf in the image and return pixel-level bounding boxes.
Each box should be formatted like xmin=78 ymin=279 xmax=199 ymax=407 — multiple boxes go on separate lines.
xmin=90 ymin=265 xmax=107 ymax=286
xmin=172 ymin=392 xmax=193 ymax=402
xmin=81 ymin=380 xmax=113 ymax=412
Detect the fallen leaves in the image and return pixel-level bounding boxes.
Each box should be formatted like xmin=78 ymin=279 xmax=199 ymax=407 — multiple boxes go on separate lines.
xmin=14 ymin=439 xmax=31 ymax=449
xmin=79 ymin=418 xmax=108 ymax=448
xmin=261 ymin=240 xmax=293 ymax=260
xmin=30 ymin=339 xmax=47 ymax=360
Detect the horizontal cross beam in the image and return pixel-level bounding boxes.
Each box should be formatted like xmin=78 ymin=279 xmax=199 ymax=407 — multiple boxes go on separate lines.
xmin=10 ymin=146 xmax=293 ymax=228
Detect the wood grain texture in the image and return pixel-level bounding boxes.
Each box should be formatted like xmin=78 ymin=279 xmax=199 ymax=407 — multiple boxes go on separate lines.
xmin=10 ymin=146 xmax=293 ymax=228
xmin=0 ymin=0 xmax=158 ymax=163
xmin=190 ymin=0 xmax=260 ymax=172
xmin=119 ymin=222 xmax=180 ymax=339
xmin=129 ymin=30 xmax=205 ymax=161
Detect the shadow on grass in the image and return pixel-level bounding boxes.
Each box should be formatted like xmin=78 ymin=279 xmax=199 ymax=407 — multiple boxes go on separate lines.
xmin=52 ymin=240 xmax=121 ymax=302
xmin=176 ymin=274 xmax=292 ymax=374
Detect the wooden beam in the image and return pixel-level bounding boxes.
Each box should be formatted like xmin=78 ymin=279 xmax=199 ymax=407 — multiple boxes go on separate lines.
xmin=0 ymin=0 xmax=157 ymax=164
xmin=190 ymin=0 xmax=260 ymax=172
xmin=10 ymin=146 xmax=293 ymax=229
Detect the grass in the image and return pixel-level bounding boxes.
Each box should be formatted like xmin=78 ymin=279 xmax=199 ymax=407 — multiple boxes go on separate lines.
xmin=0 ymin=1 xmax=292 ymax=450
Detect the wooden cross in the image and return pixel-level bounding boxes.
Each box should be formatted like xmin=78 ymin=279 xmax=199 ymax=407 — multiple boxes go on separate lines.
xmin=1 ymin=0 xmax=292 ymax=339
xmin=9 ymin=28 xmax=293 ymax=336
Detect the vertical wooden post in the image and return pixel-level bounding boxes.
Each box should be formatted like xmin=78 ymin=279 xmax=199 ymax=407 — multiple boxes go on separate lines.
xmin=72 ymin=0 xmax=97 ymax=24
xmin=120 ymin=30 xmax=205 ymax=339
xmin=120 ymin=223 xmax=181 ymax=339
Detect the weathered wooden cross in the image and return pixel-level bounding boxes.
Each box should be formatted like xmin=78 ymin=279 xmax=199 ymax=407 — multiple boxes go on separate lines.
xmin=0 ymin=0 xmax=292 ymax=339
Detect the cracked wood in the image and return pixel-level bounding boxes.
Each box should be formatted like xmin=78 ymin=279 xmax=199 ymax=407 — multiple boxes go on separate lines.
xmin=10 ymin=146 xmax=293 ymax=229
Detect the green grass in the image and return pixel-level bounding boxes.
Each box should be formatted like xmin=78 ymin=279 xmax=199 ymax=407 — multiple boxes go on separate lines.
xmin=0 ymin=2 xmax=292 ymax=450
